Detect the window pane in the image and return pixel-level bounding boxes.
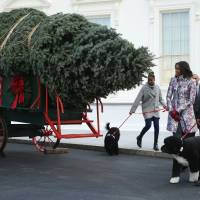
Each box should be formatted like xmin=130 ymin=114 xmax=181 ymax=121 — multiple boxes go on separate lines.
xmin=160 ymin=11 xmax=189 ymax=85
xmin=86 ymin=16 xmax=111 ymax=28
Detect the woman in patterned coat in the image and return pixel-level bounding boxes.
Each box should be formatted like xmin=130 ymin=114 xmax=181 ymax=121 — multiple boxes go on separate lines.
xmin=166 ymin=61 xmax=198 ymax=184
xmin=166 ymin=61 xmax=198 ymax=137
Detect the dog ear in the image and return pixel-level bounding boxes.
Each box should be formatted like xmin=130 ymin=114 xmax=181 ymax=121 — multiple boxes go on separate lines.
xmin=106 ymin=123 xmax=110 ymax=130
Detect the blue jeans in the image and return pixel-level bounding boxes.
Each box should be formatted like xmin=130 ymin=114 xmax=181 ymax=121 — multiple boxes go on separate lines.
xmin=138 ymin=117 xmax=160 ymax=145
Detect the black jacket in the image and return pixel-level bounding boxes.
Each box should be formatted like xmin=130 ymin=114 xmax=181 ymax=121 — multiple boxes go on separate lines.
xmin=194 ymin=85 xmax=200 ymax=119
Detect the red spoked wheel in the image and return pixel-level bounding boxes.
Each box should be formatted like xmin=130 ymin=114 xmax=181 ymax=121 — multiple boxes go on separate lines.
xmin=0 ymin=116 xmax=8 ymax=154
xmin=32 ymin=126 xmax=60 ymax=153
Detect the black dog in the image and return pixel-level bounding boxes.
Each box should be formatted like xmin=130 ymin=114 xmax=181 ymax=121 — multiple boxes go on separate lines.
xmin=161 ymin=136 xmax=200 ymax=185
xmin=104 ymin=123 xmax=120 ymax=155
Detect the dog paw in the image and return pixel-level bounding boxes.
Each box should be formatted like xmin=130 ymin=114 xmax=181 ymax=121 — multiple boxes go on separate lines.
xmin=170 ymin=177 xmax=180 ymax=184
xmin=189 ymin=171 xmax=199 ymax=182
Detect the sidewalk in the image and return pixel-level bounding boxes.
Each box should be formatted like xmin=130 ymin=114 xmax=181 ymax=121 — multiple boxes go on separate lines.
xmin=10 ymin=129 xmax=173 ymax=158
xmin=62 ymin=129 xmax=171 ymax=149
xmin=59 ymin=129 xmax=172 ymax=158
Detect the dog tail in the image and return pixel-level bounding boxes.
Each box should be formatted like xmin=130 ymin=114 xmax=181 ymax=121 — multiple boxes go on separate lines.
xmin=105 ymin=123 xmax=111 ymax=130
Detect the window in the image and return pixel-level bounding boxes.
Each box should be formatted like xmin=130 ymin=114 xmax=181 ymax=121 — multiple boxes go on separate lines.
xmin=86 ymin=16 xmax=111 ymax=28
xmin=160 ymin=11 xmax=190 ymax=85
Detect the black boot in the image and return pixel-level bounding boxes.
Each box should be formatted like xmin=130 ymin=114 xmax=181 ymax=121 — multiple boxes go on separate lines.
xmin=154 ymin=129 xmax=159 ymax=151
xmin=136 ymin=136 xmax=142 ymax=148
xmin=153 ymin=144 xmax=159 ymax=151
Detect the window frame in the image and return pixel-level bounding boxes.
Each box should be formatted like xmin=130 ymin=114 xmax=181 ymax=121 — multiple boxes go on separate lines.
xmin=159 ymin=9 xmax=190 ymax=86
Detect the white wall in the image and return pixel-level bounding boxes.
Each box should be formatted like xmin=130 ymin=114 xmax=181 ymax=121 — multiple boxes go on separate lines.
xmin=1 ymin=0 xmax=200 ymax=103
xmin=45 ymin=0 xmax=72 ymax=15
xmin=118 ymin=0 xmax=150 ymax=48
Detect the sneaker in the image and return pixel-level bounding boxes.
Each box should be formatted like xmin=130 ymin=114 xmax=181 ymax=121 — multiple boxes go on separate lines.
xmin=170 ymin=177 xmax=180 ymax=184
xmin=153 ymin=144 xmax=159 ymax=151
xmin=136 ymin=136 xmax=142 ymax=148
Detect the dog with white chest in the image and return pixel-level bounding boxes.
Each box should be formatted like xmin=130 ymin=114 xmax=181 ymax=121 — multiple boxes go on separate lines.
xmin=161 ymin=136 xmax=200 ymax=185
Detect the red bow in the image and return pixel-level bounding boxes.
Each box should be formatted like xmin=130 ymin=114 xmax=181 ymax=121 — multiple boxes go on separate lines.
xmin=10 ymin=76 xmax=24 ymax=109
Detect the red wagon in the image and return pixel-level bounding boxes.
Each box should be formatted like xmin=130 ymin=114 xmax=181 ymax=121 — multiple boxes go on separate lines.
xmin=0 ymin=75 xmax=103 ymax=153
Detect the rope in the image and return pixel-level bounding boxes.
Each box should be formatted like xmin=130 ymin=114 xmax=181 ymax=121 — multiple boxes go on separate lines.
xmin=27 ymin=22 xmax=41 ymax=48
xmin=0 ymin=13 xmax=30 ymax=51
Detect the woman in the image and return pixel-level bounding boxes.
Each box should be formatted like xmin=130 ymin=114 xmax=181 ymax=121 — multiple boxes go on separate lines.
xmin=166 ymin=61 xmax=197 ymax=138
xmin=129 ymin=72 xmax=166 ymax=151
xmin=166 ymin=61 xmax=198 ymax=184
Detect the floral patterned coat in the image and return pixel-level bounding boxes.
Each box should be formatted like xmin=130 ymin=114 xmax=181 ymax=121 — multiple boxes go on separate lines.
xmin=166 ymin=76 xmax=198 ymax=133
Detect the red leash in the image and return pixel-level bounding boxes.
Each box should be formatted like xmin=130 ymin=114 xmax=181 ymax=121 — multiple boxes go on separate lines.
xmin=118 ymin=108 xmax=196 ymax=138
xmin=181 ymin=122 xmax=197 ymax=140
xmin=118 ymin=115 xmax=132 ymax=129
xmin=118 ymin=108 xmax=166 ymax=129
xmin=134 ymin=108 xmax=166 ymax=115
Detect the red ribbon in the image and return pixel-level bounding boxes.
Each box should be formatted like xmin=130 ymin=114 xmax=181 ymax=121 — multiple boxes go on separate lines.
xmin=10 ymin=76 xmax=24 ymax=109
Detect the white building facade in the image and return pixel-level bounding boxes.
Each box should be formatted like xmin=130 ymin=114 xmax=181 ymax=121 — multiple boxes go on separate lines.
xmin=0 ymin=0 xmax=200 ymax=131
xmin=0 ymin=0 xmax=200 ymax=103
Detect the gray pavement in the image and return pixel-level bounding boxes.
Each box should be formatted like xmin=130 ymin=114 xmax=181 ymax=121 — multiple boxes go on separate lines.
xmin=1 ymin=143 xmax=200 ymax=200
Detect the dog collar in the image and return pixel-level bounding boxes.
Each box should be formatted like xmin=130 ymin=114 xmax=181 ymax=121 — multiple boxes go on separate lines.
xmin=180 ymin=147 xmax=183 ymax=152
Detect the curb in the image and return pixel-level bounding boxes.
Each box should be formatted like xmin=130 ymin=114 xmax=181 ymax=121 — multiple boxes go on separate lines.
xmin=8 ymin=139 xmax=171 ymax=159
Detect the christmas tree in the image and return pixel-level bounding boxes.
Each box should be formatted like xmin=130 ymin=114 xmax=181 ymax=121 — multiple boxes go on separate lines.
xmin=0 ymin=8 xmax=154 ymax=108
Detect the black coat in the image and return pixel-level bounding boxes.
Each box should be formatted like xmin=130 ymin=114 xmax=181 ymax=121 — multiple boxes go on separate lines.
xmin=194 ymin=85 xmax=200 ymax=119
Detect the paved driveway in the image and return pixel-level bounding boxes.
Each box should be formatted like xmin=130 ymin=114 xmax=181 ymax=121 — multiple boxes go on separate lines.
xmin=0 ymin=143 xmax=200 ymax=200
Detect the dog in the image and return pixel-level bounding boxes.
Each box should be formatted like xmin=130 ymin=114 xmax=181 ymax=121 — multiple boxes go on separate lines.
xmin=161 ymin=136 xmax=200 ymax=185
xmin=104 ymin=123 xmax=120 ymax=155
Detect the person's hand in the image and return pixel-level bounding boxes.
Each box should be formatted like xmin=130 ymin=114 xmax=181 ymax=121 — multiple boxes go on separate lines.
xmin=197 ymin=119 xmax=200 ymax=126
xmin=129 ymin=112 xmax=132 ymax=115
xmin=170 ymin=110 xmax=180 ymax=122
xmin=163 ymin=105 xmax=168 ymax=111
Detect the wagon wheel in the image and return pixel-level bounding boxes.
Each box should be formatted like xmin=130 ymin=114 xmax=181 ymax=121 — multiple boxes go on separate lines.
xmin=0 ymin=116 xmax=8 ymax=155
xmin=32 ymin=126 xmax=60 ymax=153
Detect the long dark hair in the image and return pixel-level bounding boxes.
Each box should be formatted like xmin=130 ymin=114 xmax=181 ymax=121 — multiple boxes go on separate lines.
xmin=175 ymin=61 xmax=193 ymax=79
